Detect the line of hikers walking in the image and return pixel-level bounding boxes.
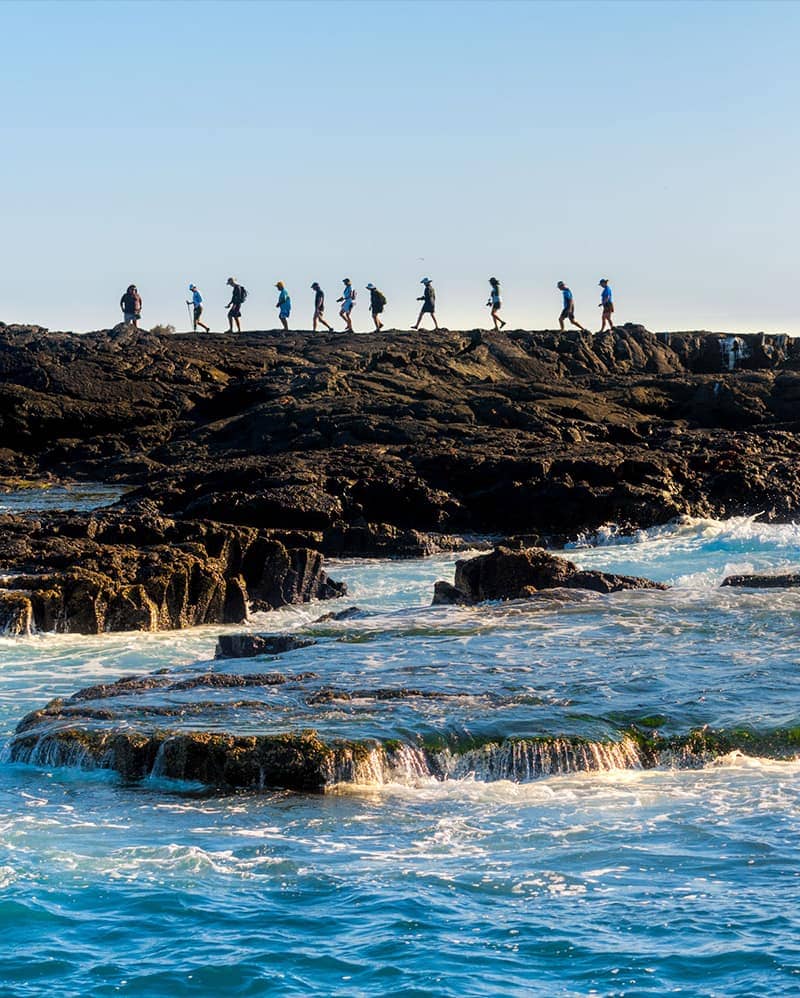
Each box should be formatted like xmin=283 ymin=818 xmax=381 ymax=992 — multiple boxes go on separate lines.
xmin=119 ymin=277 xmax=615 ymax=334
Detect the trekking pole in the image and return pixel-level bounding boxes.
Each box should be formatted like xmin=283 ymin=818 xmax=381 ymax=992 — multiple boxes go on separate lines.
xmin=186 ymin=300 xmax=193 ymax=330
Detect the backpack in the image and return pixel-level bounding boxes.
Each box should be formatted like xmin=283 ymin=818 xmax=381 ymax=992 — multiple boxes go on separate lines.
xmin=238 ymin=285 xmax=248 ymax=303
xmin=376 ymin=291 xmax=387 ymax=308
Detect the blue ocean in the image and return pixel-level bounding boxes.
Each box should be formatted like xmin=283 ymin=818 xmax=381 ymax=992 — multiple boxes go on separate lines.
xmin=2 ymin=490 xmax=800 ymax=996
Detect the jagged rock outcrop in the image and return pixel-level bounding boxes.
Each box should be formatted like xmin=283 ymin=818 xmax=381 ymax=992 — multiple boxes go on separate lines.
xmin=1 ymin=324 xmax=799 ymax=551
xmin=433 ymin=546 xmax=667 ymax=604
xmin=721 ymin=573 xmax=800 ymax=588
xmin=0 ymin=504 xmax=345 ymax=634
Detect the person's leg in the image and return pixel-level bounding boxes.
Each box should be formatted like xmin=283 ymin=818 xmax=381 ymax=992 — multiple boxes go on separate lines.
xmin=280 ymin=316 xmax=288 ymax=331
xmin=235 ymin=317 xmax=241 ymax=333
xmin=322 ymin=313 xmax=333 ymax=331
xmin=567 ymin=312 xmax=583 ymax=331
xmin=412 ymin=307 xmax=424 ymax=330
xmin=432 ymin=312 xmax=439 ymax=331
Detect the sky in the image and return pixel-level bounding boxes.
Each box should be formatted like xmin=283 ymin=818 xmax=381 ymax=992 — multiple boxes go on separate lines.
xmin=0 ymin=0 xmax=798 ymax=335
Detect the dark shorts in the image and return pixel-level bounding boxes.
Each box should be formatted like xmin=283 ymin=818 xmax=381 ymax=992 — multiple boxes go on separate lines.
xmin=314 ymin=307 xmax=325 ymax=318
xmin=228 ymin=304 xmax=241 ymax=319
xmin=560 ymin=306 xmax=574 ymax=321
xmin=603 ymin=303 xmax=615 ymax=315
xmin=372 ymin=305 xmax=384 ymax=315
xmin=421 ymin=304 xmax=434 ymax=314
xmin=193 ymin=305 xmax=203 ymax=321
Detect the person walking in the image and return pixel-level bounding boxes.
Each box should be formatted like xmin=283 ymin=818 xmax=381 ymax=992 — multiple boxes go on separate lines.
xmin=311 ymin=282 xmax=333 ymax=332
xmin=225 ymin=277 xmax=247 ymax=333
xmin=275 ymin=282 xmax=291 ymax=331
xmin=366 ymin=283 xmax=387 ymax=331
xmin=412 ymin=278 xmax=438 ymax=331
xmin=556 ymin=281 xmax=588 ymax=333
xmin=598 ymin=278 xmax=615 ymax=332
xmin=487 ymin=277 xmax=505 ymax=331
xmin=337 ymin=278 xmax=356 ymax=332
xmin=120 ymin=285 xmax=142 ymax=329
xmin=186 ymin=284 xmax=210 ymax=333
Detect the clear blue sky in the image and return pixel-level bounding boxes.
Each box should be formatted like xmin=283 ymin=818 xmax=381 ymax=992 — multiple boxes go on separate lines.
xmin=1 ymin=0 xmax=798 ymax=334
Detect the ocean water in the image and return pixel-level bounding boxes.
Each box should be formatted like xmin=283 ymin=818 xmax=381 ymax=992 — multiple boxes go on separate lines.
xmin=2 ymin=507 xmax=800 ymax=995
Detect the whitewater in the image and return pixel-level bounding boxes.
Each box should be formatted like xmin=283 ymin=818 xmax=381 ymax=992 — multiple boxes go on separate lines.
xmin=2 ymin=495 xmax=800 ymax=995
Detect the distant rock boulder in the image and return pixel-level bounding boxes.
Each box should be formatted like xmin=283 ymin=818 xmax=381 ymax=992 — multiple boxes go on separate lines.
xmin=721 ymin=573 xmax=800 ymax=589
xmin=215 ymin=633 xmax=316 ymax=659
xmin=433 ymin=546 xmax=667 ymax=604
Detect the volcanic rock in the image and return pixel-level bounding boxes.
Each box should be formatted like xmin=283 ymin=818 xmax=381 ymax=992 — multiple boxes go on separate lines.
xmin=1 ymin=325 xmax=799 ymax=552
xmin=433 ymin=546 xmax=667 ymax=604
xmin=721 ymin=573 xmax=800 ymax=589
xmin=0 ymin=505 xmax=345 ymax=634
xmin=215 ymin=632 xmax=317 ymax=659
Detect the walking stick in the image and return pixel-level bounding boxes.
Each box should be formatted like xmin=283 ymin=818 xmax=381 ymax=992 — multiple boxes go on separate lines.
xmin=186 ymin=300 xmax=193 ymax=330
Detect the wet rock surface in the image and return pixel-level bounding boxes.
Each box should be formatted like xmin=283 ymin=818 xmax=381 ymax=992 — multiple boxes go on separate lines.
xmin=0 ymin=503 xmax=344 ymax=634
xmin=0 ymin=324 xmax=799 ymax=553
xmin=433 ymin=546 xmax=667 ymax=604
xmin=215 ymin=632 xmax=317 ymax=659
xmin=721 ymin=573 xmax=800 ymax=588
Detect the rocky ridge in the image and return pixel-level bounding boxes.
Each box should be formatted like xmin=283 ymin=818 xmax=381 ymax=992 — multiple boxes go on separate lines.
xmin=1 ymin=324 xmax=799 ymax=557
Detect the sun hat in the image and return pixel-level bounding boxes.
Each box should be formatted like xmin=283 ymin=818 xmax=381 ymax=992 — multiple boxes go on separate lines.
xmin=421 ymin=277 xmax=431 ymax=284
xmin=599 ymin=278 xmax=608 ymax=285
xmin=366 ymin=283 xmax=375 ymax=290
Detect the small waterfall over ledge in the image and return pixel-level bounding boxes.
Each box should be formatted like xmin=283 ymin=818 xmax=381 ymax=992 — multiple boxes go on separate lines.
xmin=331 ymin=736 xmax=646 ymax=787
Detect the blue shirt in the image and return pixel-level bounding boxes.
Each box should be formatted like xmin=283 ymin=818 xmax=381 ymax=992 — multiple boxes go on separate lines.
xmin=562 ymin=287 xmax=573 ymax=306
xmin=343 ymin=285 xmax=355 ymax=303
xmin=192 ymin=289 xmax=203 ymax=306
xmin=601 ymin=285 xmax=613 ymax=305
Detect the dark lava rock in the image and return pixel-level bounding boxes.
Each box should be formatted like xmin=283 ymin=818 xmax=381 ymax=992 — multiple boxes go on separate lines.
xmin=0 ymin=505 xmax=345 ymax=635
xmin=1 ymin=325 xmax=800 ymax=555
xmin=721 ymin=573 xmax=800 ymax=589
xmin=313 ymin=606 xmax=363 ymax=623
xmin=433 ymin=546 xmax=667 ymax=604
xmin=215 ymin=633 xmax=317 ymax=659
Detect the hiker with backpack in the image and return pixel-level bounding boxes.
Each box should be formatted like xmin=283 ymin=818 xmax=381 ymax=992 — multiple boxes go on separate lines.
xmin=366 ymin=283 xmax=387 ymax=331
xmin=311 ymin=282 xmax=333 ymax=332
xmin=186 ymin=284 xmax=210 ymax=333
xmin=275 ymin=282 xmax=291 ymax=331
xmin=225 ymin=277 xmax=247 ymax=333
xmin=337 ymin=278 xmax=356 ymax=332
xmin=120 ymin=285 xmax=142 ymax=329
xmin=487 ymin=277 xmax=505 ymax=331
xmin=412 ymin=278 xmax=438 ymax=331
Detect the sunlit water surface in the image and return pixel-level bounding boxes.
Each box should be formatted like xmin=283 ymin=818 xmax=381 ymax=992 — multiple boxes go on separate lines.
xmin=2 ymin=507 xmax=800 ymax=996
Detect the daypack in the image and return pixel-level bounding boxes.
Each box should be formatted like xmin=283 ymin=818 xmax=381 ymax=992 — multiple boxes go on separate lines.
xmin=238 ymin=285 xmax=248 ymax=304
xmin=375 ymin=291 xmax=387 ymax=308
